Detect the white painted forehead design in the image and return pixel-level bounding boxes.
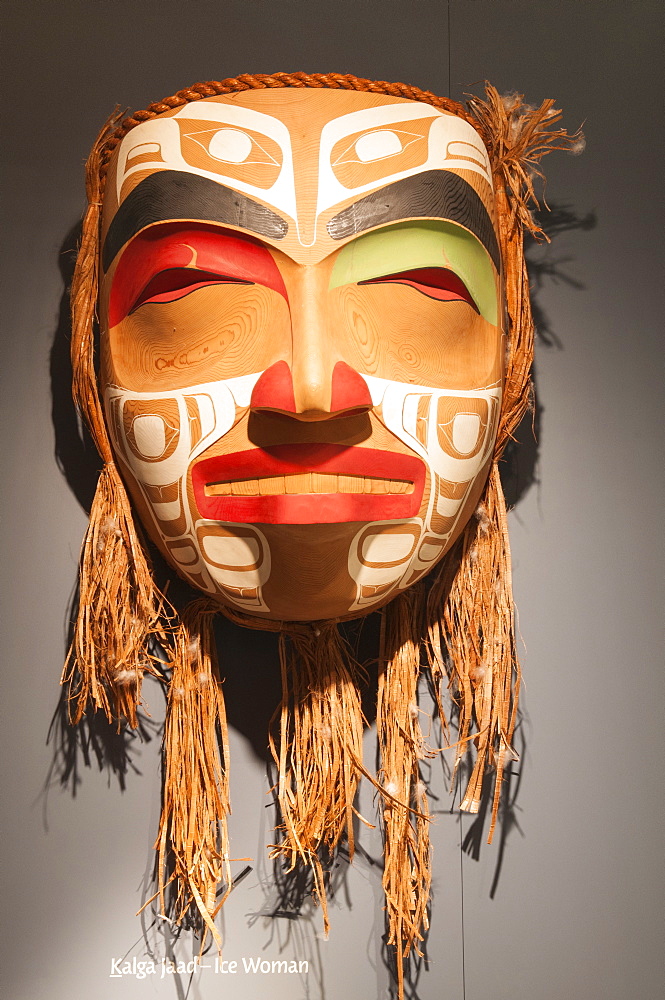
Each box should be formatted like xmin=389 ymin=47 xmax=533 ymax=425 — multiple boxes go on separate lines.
xmin=105 ymin=92 xmax=496 ymax=264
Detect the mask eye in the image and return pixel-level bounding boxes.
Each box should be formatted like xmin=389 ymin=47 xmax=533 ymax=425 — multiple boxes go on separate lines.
xmin=185 ymin=127 xmax=279 ymax=166
xmin=332 ymin=127 xmax=424 ymax=166
xmin=129 ymin=268 xmax=252 ymax=313
xmin=359 ymin=268 xmax=478 ymax=311
xmin=108 ymin=225 xmax=289 ymax=327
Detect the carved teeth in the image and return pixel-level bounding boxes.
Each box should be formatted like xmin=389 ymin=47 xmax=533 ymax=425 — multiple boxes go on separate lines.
xmin=205 ymin=474 xmax=413 ymax=497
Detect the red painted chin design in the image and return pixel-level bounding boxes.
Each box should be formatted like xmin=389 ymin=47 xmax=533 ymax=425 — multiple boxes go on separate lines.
xmin=191 ymin=445 xmax=426 ymax=524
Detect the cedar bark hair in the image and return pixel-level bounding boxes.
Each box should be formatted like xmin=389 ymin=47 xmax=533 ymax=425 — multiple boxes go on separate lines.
xmin=416 ymin=88 xmax=583 ymax=865
xmin=61 ymin=462 xmax=167 ymax=726
xmin=66 ymin=73 xmax=582 ymax=998
xmin=378 ymin=589 xmax=432 ymax=1000
xmin=156 ymin=600 xmax=231 ymax=948
xmin=64 ymin=111 xmax=168 ymax=727
xmin=269 ymin=623 xmax=366 ymax=934
xmin=426 ymin=464 xmax=520 ymax=836
xmin=218 ymin=609 xmax=367 ymax=935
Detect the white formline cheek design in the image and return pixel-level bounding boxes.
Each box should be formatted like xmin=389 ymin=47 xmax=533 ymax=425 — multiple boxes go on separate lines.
xmin=104 ymin=370 xmax=500 ymax=618
xmin=348 ymin=374 xmax=501 ymax=613
xmin=104 ymin=372 xmax=272 ymax=613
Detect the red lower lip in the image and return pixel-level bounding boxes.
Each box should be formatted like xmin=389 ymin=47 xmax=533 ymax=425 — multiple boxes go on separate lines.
xmin=191 ymin=445 xmax=425 ymax=524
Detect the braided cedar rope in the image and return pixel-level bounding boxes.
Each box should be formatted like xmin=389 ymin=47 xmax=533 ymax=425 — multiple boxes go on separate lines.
xmin=99 ymin=71 xmax=473 ymax=174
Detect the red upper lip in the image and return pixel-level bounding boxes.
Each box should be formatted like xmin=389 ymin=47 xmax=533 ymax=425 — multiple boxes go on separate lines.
xmin=191 ymin=444 xmax=425 ymax=524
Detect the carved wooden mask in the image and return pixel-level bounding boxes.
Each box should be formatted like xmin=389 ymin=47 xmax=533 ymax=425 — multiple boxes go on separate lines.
xmin=99 ymin=88 xmax=503 ymax=621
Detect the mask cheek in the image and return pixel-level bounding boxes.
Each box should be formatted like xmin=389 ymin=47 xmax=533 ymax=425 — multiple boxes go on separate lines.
xmin=103 ymin=376 xmax=272 ymax=613
xmin=362 ymin=383 xmax=501 ymax=600
xmin=194 ymin=524 xmax=271 ymax=606
xmin=103 ymin=382 xmax=236 ymax=536
xmin=434 ymin=396 xmax=494 ymax=464
xmin=380 ymin=381 xmax=500 ymax=489
xmin=399 ymin=387 xmax=495 ymax=478
xmin=347 ymin=522 xmax=421 ymax=612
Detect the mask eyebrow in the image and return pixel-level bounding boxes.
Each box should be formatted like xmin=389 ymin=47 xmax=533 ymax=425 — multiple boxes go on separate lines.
xmin=102 ymin=169 xmax=289 ymax=272
xmin=326 ymin=170 xmax=500 ymax=272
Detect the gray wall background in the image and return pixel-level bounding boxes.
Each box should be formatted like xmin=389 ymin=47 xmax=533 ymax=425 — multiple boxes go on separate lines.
xmin=2 ymin=2 xmax=663 ymax=998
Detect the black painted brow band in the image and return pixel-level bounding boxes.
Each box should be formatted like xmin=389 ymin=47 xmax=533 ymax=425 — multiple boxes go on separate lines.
xmin=102 ymin=170 xmax=289 ymax=272
xmin=326 ymin=170 xmax=500 ymax=272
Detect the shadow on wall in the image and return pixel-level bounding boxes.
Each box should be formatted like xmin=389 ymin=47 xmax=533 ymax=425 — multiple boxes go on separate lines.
xmin=500 ymin=203 xmax=596 ymax=509
xmin=46 ymin=203 xmax=595 ymax=975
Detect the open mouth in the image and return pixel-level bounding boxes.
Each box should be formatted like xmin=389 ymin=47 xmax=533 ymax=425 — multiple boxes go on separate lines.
xmin=205 ymin=473 xmax=414 ymax=496
xmin=191 ymin=444 xmax=425 ymax=524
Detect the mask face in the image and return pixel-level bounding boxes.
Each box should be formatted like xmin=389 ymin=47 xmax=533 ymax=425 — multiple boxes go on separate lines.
xmin=100 ymin=88 xmax=504 ymax=620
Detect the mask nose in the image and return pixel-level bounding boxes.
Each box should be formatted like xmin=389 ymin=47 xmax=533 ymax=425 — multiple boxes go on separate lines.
xmin=250 ymin=261 xmax=373 ymax=420
xmin=250 ymin=360 xmax=372 ymax=419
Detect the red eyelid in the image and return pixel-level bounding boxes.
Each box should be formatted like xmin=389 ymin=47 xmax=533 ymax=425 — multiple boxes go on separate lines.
xmin=359 ymin=267 xmax=478 ymax=309
xmin=108 ymin=223 xmax=287 ymax=327
xmin=130 ymin=267 xmax=252 ymax=312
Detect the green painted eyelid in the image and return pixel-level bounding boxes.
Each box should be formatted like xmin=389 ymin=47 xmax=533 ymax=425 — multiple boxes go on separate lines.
xmin=329 ymin=221 xmax=499 ymax=326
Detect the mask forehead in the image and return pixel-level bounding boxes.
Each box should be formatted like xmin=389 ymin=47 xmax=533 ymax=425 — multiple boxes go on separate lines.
xmin=102 ymin=89 xmax=497 ymax=268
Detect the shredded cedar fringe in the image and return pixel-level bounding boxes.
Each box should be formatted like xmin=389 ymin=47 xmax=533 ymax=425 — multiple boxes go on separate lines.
xmin=63 ymin=107 xmax=167 ymax=728
xmin=70 ymin=109 xmax=123 ymax=459
xmin=469 ymin=84 xmax=585 ymax=453
xmin=156 ymin=600 xmax=231 ymax=949
xmin=166 ymin=607 xmax=369 ymax=938
xmin=378 ymin=85 xmax=582 ymax=986
xmin=426 ymin=464 xmax=520 ymax=836
xmin=268 ymin=622 xmax=366 ymax=933
xmin=378 ymin=589 xmax=433 ymax=1000
xmin=419 ymin=85 xmax=584 ymax=835
xmin=61 ymin=462 xmax=167 ymax=726
xmin=64 ymin=75 xmax=582 ymax=995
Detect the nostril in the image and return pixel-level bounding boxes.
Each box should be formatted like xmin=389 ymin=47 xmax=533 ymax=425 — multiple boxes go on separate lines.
xmin=250 ymin=361 xmax=296 ymax=413
xmin=251 ymin=360 xmax=372 ymax=418
xmin=330 ymin=361 xmax=373 ymax=415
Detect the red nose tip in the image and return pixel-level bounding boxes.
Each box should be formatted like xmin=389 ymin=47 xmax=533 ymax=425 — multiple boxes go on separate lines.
xmin=329 ymin=361 xmax=373 ymax=415
xmin=250 ymin=361 xmax=296 ymax=413
xmin=250 ymin=360 xmax=372 ymax=417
